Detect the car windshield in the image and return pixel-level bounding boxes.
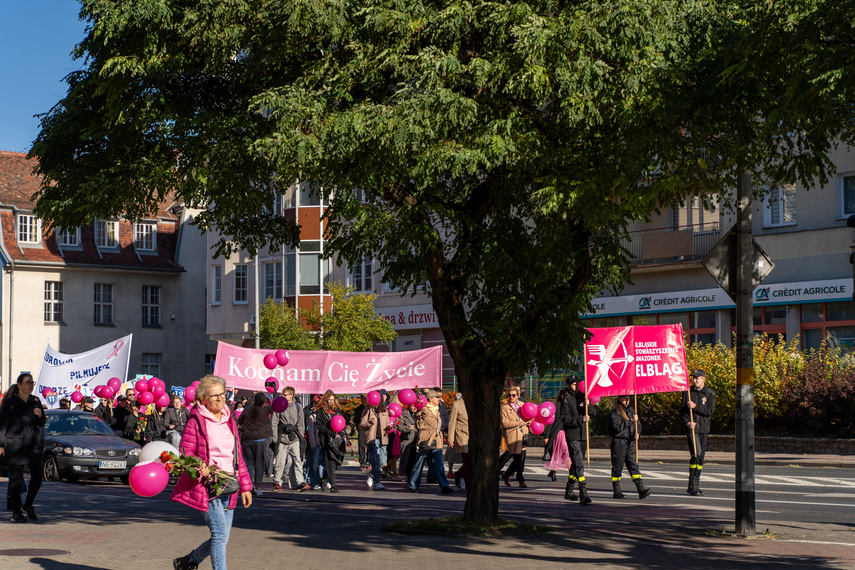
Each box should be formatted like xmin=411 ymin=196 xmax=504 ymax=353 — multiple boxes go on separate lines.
xmin=46 ymin=413 xmax=115 ymax=436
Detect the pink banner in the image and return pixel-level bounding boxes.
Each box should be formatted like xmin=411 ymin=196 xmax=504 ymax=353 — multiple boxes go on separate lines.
xmin=213 ymin=342 xmax=443 ymax=393
xmin=582 ymin=325 xmax=689 ymax=398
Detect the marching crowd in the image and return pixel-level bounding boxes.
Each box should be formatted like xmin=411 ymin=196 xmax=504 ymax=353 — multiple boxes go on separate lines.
xmin=0 ymin=369 xmax=716 ymax=570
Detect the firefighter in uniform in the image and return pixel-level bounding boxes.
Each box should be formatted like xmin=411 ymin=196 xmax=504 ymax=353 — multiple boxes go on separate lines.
xmin=680 ymin=369 xmax=716 ymax=496
xmin=558 ymin=376 xmax=593 ymax=505
xmin=608 ymin=395 xmax=652 ymax=499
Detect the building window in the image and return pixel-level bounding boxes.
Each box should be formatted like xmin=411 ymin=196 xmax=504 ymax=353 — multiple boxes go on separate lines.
xmin=730 ymin=307 xmax=786 ymax=342
xmin=763 ymin=183 xmax=796 ymax=228
xmin=351 ymin=255 xmax=372 ymax=292
xmin=18 ymin=215 xmax=41 ymax=244
xmin=95 ymin=219 xmax=118 ymax=248
xmin=284 ymin=252 xmax=296 ymax=296
xmin=264 ymin=261 xmax=283 ymax=301
xmin=141 ymin=353 xmax=162 ymax=377
xmin=94 ymin=283 xmax=114 ymax=325
xmin=205 ymin=354 xmax=216 ymax=374
xmin=234 ymin=264 xmax=248 ymax=303
xmin=134 ymin=223 xmax=156 ymax=250
xmin=142 ymin=285 xmax=161 ymax=326
xmin=211 ymin=265 xmax=222 ymax=305
xmin=802 ymin=302 xmax=855 ymax=351
xmin=44 ymin=281 xmax=64 ymax=322
xmin=57 ymin=227 xmax=80 ymax=246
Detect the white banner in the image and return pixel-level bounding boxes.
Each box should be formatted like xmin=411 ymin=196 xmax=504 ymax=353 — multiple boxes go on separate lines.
xmin=35 ymin=335 xmax=133 ymax=408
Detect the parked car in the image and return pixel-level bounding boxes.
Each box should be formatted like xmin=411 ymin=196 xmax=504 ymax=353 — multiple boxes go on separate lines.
xmin=43 ymin=410 xmax=141 ymax=483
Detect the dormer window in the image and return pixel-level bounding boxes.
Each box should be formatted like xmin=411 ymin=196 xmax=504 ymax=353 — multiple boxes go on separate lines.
xmin=18 ymin=214 xmax=41 ymax=244
xmin=95 ymin=219 xmax=118 ymax=248
xmin=134 ymin=222 xmax=156 ymax=251
xmin=57 ymin=227 xmax=80 ymax=247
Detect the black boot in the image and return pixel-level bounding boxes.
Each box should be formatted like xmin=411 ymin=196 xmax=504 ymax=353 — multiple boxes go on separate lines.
xmin=695 ymin=469 xmax=705 ymax=495
xmin=633 ymin=477 xmax=652 ymax=499
xmin=612 ymin=480 xmax=626 ymax=499
xmin=579 ymin=482 xmax=592 ymax=505
xmin=173 ymin=554 xmax=198 ymax=570
xmin=687 ymin=469 xmax=700 ymax=496
xmin=564 ymin=479 xmax=578 ymax=500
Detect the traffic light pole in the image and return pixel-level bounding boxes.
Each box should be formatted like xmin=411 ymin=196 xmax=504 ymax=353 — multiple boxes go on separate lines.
xmin=735 ymin=170 xmax=756 ymax=536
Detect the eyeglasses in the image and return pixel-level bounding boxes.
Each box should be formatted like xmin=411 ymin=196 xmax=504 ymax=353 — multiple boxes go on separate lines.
xmin=509 ymin=393 xmax=519 ymax=398
xmin=22 ymin=380 xmax=35 ymax=386
xmin=207 ymin=392 xmax=227 ymax=400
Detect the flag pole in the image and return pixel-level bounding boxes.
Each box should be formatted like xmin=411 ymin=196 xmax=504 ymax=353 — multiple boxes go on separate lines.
xmin=634 ymin=394 xmax=639 ymax=464
xmin=584 ymin=379 xmax=590 ymax=468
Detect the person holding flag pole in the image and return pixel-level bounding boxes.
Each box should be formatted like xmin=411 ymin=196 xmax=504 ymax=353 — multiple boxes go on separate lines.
xmin=680 ymin=369 xmax=716 ymax=496
xmin=558 ymin=375 xmax=593 ymax=505
xmin=608 ymin=395 xmax=652 ymax=500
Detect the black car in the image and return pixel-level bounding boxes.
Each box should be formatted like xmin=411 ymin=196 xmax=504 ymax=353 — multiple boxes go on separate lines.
xmin=43 ymin=410 xmax=141 ymax=483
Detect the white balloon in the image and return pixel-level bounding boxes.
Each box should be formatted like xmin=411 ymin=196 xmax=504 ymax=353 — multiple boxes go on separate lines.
xmin=139 ymin=441 xmax=180 ymax=464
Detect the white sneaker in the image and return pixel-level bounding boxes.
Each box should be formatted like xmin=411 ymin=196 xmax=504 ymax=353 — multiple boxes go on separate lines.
xmin=460 ymin=480 xmax=466 ymax=490
xmin=313 ymin=484 xmax=321 ymax=490
xmin=373 ymin=483 xmax=386 ymax=490
xmin=325 ymin=482 xmax=332 ymax=490
xmin=367 ymin=474 xmax=374 ymax=488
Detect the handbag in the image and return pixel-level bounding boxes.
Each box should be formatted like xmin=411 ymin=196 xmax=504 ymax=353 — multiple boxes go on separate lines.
xmin=522 ymin=434 xmax=531 ymax=447
xmin=541 ymin=448 xmax=551 ymax=462
xmin=418 ymin=440 xmax=437 ymax=453
xmin=210 ymin=431 xmax=241 ymax=498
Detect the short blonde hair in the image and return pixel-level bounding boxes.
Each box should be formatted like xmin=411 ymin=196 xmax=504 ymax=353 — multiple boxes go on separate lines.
xmin=195 ymin=374 xmax=227 ymax=403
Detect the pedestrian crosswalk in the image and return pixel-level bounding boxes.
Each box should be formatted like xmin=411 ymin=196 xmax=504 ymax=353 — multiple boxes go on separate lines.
xmin=523 ymin=466 xmax=855 ymax=488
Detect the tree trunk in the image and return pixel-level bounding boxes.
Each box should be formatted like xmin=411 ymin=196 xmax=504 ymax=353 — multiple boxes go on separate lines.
xmin=460 ymin=366 xmax=504 ymax=522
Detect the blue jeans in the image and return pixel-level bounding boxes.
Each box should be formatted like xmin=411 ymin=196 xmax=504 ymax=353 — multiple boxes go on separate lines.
xmin=191 ymin=497 xmax=235 ymax=569
xmin=306 ymin=445 xmax=324 ymax=486
xmin=367 ymin=439 xmax=387 ymax=484
xmin=408 ymin=448 xmax=449 ymax=491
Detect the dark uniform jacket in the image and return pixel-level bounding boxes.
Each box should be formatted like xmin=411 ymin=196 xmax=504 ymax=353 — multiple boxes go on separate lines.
xmin=94 ymin=403 xmax=115 ymax=427
xmin=0 ymin=393 xmax=46 ymax=466
xmin=559 ymin=390 xmax=592 ymax=441
xmin=680 ymin=385 xmax=716 ymax=434
xmin=609 ymin=403 xmax=639 ymax=440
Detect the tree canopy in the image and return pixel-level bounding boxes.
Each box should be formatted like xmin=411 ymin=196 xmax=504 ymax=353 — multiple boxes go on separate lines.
xmin=30 ymin=0 xmax=855 ymax=521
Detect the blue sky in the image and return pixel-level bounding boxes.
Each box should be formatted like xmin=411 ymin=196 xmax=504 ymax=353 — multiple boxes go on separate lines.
xmin=0 ymin=2 xmax=88 ymax=153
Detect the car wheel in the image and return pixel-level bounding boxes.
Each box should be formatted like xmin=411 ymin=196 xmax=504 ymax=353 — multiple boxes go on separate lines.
xmin=44 ymin=455 xmax=61 ymax=482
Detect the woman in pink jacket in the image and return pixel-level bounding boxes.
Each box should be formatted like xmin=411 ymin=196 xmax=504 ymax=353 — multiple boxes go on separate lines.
xmin=172 ymin=375 xmax=253 ymax=570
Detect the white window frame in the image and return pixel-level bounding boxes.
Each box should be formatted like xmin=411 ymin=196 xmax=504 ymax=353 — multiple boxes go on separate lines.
xmin=57 ymin=227 xmax=80 ymax=247
xmin=142 ymin=285 xmax=161 ymax=326
xmin=44 ymin=281 xmax=64 ymax=322
xmin=18 ymin=214 xmax=41 ymax=244
xmin=763 ymin=183 xmax=797 ymax=228
xmin=134 ymin=222 xmax=157 ymax=251
xmin=234 ymin=264 xmax=248 ymax=303
xmin=838 ymin=172 xmax=855 ymax=218
xmin=95 ymin=219 xmax=119 ymax=248
xmin=264 ymin=261 xmax=283 ymax=301
xmin=351 ymin=255 xmax=372 ymax=292
xmin=94 ymin=283 xmax=114 ymax=325
xmin=211 ymin=265 xmax=222 ymax=305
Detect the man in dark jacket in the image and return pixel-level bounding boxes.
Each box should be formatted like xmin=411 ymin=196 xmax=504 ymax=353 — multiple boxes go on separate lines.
xmin=353 ymin=396 xmax=368 ymax=469
xmin=609 ymin=395 xmax=652 ymax=500
xmin=271 ymin=387 xmax=309 ymax=492
xmin=681 ymin=369 xmax=716 ymax=496
xmin=94 ymin=398 xmax=115 ymax=428
xmin=559 ymin=375 xmax=593 ymax=505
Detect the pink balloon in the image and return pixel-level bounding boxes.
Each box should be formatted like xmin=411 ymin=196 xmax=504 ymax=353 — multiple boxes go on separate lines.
xmin=150 ymin=383 xmax=166 ymax=398
xmin=138 ymin=391 xmax=155 ymax=406
xmin=366 ymin=391 xmax=381 ymax=407
xmin=129 ymin=462 xmax=169 ymax=497
xmin=70 ymin=391 xmax=83 ymax=403
xmin=191 ymin=381 xmax=200 ymax=387
xmin=272 ymin=396 xmax=289 ymax=413
xmin=538 ymin=401 xmax=556 ymax=420
xmin=263 ymin=354 xmax=278 ymax=370
xmin=275 ymin=350 xmax=290 ymax=367
xmin=398 ymin=389 xmax=417 ymax=406
xmin=235 ymin=408 xmax=243 ymax=418
xmin=101 ymin=386 xmax=115 ymax=399
xmin=107 ymin=377 xmax=122 ymax=391
xmin=156 ymin=393 xmax=171 ymax=407
xmin=415 ymin=395 xmax=427 ymax=410
xmin=184 ymin=386 xmax=197 ymax=404
xmin=330 ymin=414 xmax=346 ymax=433
xmin=265 ymin=377 xmax=279 ymax=394
xmin=388 ymin=403 xmax=402 ymax=417
xmin=135 ymin=380 xmax=150 ymax=394
xmin=520 ymin=402 xmax=538 ymax=421
xmin=93 ymin=386 xmax=104 ymax=398
xmin=545 ymin=415 xmax=556 ymax=425
xmin=529 ymin=421 xmax=545 ymax=435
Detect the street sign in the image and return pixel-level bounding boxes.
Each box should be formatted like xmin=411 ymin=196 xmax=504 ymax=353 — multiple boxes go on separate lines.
xmin=702 ymin=225 xmax=774 ymax=302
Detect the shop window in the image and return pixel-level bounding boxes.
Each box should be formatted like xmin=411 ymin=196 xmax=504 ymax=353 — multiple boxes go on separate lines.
xmin=827 ymin=302 xmax=855 ymax=322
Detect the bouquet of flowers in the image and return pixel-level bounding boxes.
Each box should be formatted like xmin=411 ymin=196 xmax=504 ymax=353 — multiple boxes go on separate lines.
xmin=159 ymin=451 xmax=238 ymax=497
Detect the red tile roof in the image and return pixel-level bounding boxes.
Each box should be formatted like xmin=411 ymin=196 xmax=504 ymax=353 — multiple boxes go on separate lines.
xmin=0 ymin=151 xmax=185 ymax=271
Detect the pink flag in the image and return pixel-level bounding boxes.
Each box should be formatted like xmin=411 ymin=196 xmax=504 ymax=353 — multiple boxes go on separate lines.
xmin=582 ymin=324 xmax=689 ymax=398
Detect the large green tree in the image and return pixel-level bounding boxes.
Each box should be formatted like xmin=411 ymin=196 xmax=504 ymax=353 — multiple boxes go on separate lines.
xmin=30 ymin=0 xmax=855 ymax=521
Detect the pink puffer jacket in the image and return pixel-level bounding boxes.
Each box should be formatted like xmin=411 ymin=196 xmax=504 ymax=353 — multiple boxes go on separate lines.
xmin=170 ymin=405 xmax=252 ymax=512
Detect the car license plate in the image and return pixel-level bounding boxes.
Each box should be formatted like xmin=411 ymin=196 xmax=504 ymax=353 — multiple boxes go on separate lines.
xmin=98 ymin=460 xmax=126 ymax=469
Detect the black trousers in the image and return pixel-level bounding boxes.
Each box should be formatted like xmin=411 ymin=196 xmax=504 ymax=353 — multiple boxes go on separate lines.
xmin=503 ymin=450 xmax=527 ymax=482
xmin=357 ymin=429 xmax=367 ymax=465
xmin=610 ymin=438 xmax=640 ymax=479
xmin=687 ymin=432 xmax=708 ymax=468
xmin=323 ymin=448 xmax=339 ymax=486
xmin=242 ymin=439 xmax=267 ymax=490
xmin=566 ymin=436 xmax=586 ymax=482
xmin=497 ymin=450 xmax=511 ymax=471
xmin=7 ymin=462 xmax=43 ymax=513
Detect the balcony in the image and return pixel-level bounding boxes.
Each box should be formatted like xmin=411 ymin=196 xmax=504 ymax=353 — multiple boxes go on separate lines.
xmin=622 ymin=222 xmax=720 ymax=265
